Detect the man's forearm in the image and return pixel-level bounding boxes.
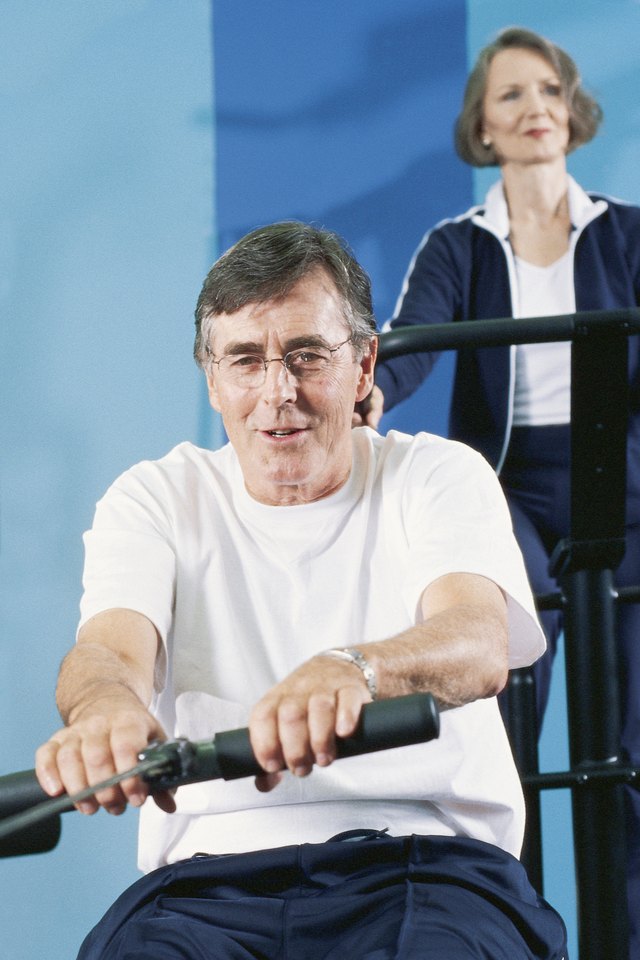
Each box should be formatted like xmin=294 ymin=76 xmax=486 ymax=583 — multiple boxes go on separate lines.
xmin=56 ymin=608 xmax=159 ymax=725
xmin=359 ymin=574 xmax=509 ymax=709
xmin=57 ymin=644 xmax=151 ymax=725
xmin=250 ymin=574 xmax=509 ymax=787
xmin=361 ymin=602 xmax=508 ymax=709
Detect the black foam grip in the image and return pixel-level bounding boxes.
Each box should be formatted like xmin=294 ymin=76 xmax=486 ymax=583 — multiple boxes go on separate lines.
xmin=0 ymin=769 xmax=54 ymax=818
xmin=0 ymin=770 xmax=66 ymax=858
xmin=213 ymin=692 xmax=440 ymax=780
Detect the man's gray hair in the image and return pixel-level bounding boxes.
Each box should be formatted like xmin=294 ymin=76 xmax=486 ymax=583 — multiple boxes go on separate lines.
xmin=194 ymin=221 xmax=377 ymax=367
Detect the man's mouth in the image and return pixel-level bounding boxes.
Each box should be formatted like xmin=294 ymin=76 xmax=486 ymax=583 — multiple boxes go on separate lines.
xmin=264 ymin=429 xmax=303 ymax=437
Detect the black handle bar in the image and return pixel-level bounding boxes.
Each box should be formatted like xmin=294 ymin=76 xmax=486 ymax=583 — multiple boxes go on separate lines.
xmin=145 ymin=691 xmax=440 ymax=790
xmin=0 ymin=693 xmax=439 ymax=856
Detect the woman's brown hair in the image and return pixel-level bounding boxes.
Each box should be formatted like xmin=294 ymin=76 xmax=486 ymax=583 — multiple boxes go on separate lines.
xmin=455 ymin=26 xmax=603 ymax=167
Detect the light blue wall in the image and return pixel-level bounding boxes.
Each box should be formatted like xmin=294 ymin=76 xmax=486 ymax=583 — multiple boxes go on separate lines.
xmin=0 ymin=3 xmax=214 ymax=957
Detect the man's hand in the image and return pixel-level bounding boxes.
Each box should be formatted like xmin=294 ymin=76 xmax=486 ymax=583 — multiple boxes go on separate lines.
xmin=248 ymin=573 xmax=508 ymax=794
xmin=248 ymin=656 xmax=372 ymax=792
xmin=35 ymin=692 xmax=175 ymax=815
xmin=352 ymin=385 xmax=384 ymax=428
xmin=36 ymin=608 xmax=173 ymax=815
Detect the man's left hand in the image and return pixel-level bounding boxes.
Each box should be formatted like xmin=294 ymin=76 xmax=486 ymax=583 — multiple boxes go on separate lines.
xmin=248 ymin=656 xmax=372 ymax=792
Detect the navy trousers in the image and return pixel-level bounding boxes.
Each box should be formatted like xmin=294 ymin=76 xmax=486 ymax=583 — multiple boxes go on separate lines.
xmin=76 ymin=833 xmax=567 ymax=960
xmin=499 ymin=424 xmax=640 ymax=959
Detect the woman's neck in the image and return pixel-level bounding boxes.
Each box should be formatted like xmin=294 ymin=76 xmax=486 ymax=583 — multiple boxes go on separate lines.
xmin=501 ymin=160 xmax=571 ymax=266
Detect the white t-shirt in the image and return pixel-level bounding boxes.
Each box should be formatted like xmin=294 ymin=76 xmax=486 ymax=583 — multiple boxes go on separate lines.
xmin=79 ymin=428 xmax=544 ymax=871
xmin=513 ymin=251 xmax=574 ymax=426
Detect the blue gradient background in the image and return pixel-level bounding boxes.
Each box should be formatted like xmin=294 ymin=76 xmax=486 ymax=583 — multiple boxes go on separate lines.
xmin=2 ymin=3 xmax=639 ymax=956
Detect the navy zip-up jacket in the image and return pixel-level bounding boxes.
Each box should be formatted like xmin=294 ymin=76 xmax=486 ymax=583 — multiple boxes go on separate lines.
xmin=375 ymin=179 xmax=640 ymax=484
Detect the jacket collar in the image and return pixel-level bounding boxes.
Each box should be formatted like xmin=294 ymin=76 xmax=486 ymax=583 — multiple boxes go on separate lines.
xmin=480 ymin=175 xmax=608 ymax=239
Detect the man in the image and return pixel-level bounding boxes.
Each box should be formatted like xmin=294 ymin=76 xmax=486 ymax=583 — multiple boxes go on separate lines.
xmin=36 ymin=222 xmax=566 ymax=958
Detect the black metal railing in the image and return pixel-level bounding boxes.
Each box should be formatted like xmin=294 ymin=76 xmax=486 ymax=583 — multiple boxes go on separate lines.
xmin=378 ymin=308 xmax=640 ymax=960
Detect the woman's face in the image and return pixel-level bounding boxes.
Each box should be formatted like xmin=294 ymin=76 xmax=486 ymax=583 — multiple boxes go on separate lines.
xmin=481 ymin=47 xmax=570 ymax=168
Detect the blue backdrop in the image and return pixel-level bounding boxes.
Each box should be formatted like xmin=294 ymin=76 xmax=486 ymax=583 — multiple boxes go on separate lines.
xmin=2 ymin=2 xmax=639 ymax=957
xmin=0 ymin=3 xmax=214 ymax=956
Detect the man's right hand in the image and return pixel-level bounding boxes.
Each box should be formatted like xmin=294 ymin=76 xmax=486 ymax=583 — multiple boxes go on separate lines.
xmin=35 ymin=693 xmax=175 ymax=816
xmin=35 ymin=608 xmax=174 ymax=816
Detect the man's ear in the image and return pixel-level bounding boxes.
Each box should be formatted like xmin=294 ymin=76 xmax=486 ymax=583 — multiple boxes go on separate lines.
xmin=355 ymin=336 xmax=378 ymax=402
xmin=205 ymin=370 xmax=222 ymax=414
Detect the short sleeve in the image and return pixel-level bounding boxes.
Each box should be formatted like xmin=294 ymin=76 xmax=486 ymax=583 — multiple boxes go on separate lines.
xmin=78 ymin=467 xmax=177 ymax=669
xmin=401 ymin=437 xmax=545 ymax=668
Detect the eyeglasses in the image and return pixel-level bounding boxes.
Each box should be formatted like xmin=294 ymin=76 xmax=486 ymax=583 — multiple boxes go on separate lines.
xmin=207 ymin=337 xmax=353 ymax=387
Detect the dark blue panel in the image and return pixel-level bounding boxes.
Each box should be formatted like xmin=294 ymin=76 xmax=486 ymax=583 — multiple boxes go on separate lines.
xmin=213 ymin=0 xmax=470 ymax=437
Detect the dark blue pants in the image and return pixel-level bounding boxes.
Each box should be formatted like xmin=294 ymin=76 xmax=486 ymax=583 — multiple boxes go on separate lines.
xmin=76 ymin=833 xmax=567 ymax=959
xmin=499 ymin=424 xmax=640 ymax=959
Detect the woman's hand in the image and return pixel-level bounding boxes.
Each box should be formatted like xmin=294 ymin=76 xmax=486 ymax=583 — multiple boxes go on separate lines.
xmin=352 ymin=385 xmax=384 ymax=429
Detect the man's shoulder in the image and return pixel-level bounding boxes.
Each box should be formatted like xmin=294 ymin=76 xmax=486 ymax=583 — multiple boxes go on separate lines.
xmin=360 ymin=429 xmax=507 ymax=529
xmin=106 ymin=441 xmax=234 ymax=499
xmin=365 ymin=428 xmax=491 ymax=477
xmin=370 ymin=427 xmax=486 ymax=457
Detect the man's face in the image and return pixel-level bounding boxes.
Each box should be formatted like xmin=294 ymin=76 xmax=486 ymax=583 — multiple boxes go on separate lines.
xmin=205 ymin=268 xmax=376 ymax=505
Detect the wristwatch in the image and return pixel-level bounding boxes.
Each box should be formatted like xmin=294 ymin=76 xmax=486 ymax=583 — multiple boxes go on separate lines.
xmin=318 ymin=646 xmax=378 ymax=700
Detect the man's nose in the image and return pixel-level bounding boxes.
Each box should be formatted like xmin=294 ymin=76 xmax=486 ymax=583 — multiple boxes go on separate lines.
xmin=261 ymin=359 xmax=297 ymax=403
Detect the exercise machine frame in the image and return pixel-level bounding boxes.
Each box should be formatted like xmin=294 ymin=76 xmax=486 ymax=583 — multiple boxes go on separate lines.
xmin=378 ymin=307 xmax=640 ymax=960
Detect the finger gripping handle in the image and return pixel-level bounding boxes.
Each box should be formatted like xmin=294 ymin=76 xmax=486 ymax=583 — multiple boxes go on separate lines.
xmin=214 ymin=692 xmax=440 ymax=780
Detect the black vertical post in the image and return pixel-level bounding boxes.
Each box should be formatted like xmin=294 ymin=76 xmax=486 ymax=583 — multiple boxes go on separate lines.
xmin=504 ymin=667 xmax=544 ymax=892
xmin=559 ymin=566 xmax=629 ymax=960
xmin=550 ymin=319 xmax=629 ymax=960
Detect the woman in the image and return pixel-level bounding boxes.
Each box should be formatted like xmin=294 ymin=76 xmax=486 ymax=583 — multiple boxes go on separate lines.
xmin=361 ymin=26 xmax=640 ymax=955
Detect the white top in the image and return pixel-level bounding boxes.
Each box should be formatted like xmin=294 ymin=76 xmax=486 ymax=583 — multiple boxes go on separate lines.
xmin=78 ymin=428 xmax=545 ymax=871
xmin=479 ymin=176 xmax=608 ymax=439
xmin=513 ymin=253 xmax=574 ymax=425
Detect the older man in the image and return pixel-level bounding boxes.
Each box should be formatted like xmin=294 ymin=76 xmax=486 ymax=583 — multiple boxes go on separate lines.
xmin=36 ymin=222 xmax=566 ymax=959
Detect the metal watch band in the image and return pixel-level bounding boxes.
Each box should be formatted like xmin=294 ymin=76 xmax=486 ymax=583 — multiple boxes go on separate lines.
xmin=318 ymin=646 xmax=378 ymax=700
